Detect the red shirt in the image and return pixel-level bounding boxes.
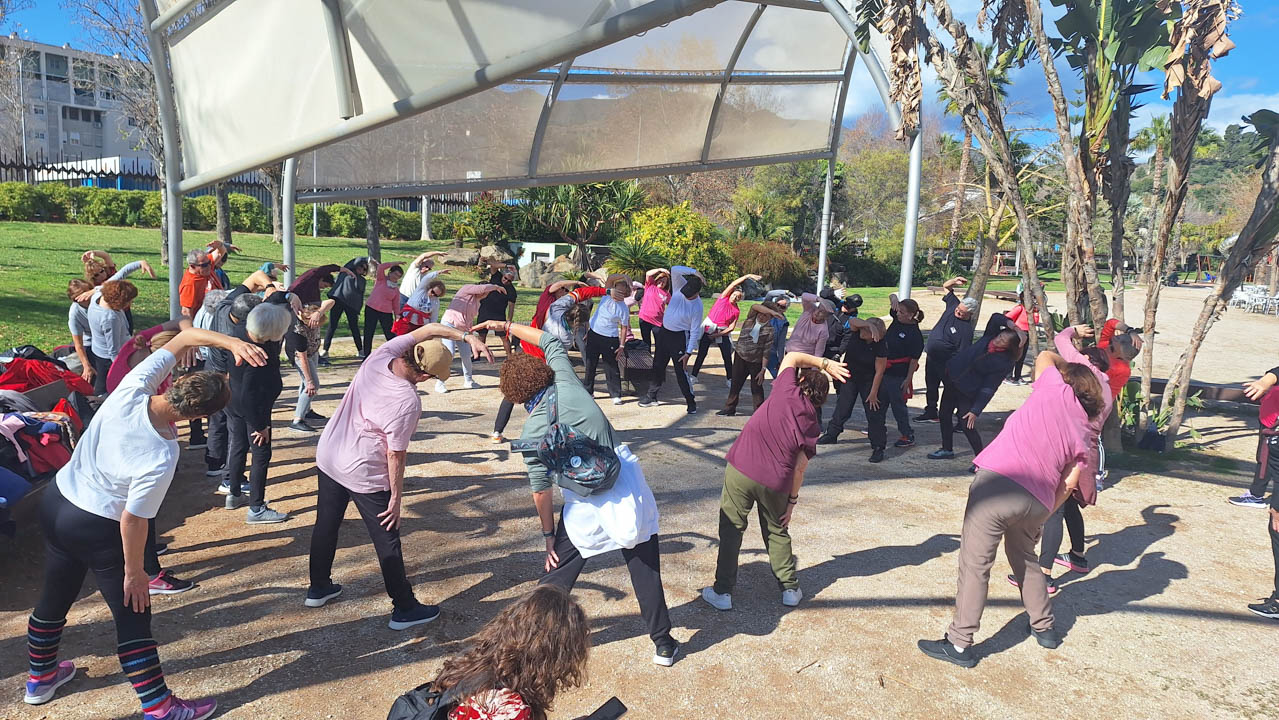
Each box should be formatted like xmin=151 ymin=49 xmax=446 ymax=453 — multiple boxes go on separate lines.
xmin=179 ymin=268 xmax=219 ymax=313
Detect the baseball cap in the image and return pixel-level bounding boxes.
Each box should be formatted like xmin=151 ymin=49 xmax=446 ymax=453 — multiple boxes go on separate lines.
xmin=413 ymin=339 xmax=452 ymax=380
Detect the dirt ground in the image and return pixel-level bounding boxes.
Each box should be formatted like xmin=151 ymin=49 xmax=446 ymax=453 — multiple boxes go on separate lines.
xmin=2 ymin=285 xmax=1278 ymax=720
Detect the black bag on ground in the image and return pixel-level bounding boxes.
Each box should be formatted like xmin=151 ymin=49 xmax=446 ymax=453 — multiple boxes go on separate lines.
xmin=510 ymin=385 xmax=620 ymax=498
xmin=386 ymin=682 xmax=457 ymax=720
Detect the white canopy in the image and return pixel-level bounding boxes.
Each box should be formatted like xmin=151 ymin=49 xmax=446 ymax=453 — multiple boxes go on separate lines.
xmin=142 ymin=0 xmax=921 ymax=315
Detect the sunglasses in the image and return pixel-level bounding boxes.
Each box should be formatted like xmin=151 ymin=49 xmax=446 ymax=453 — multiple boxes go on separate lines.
xmin=193 ymin=261 xmax=211 ymax=268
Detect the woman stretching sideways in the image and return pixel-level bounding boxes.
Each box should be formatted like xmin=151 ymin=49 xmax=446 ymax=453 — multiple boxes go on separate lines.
xmin=689 ymin=273 xmax=761 ymax=386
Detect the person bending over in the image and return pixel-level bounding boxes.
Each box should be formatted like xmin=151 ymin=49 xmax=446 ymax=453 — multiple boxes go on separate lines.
xmin=435 ymin=280 xmax=506 ymax=393
xmin=818 ymin=317 xmax=889 ymax=462
xmin=638 ymin=268 xmax=671 ymax=349
xmin=487 ymin=320 xmax=680 ymax=667
xmin=475 ymin=258 xmax=519 ymax=359
xmin=702 ymin=352 xmax=848 ymax=612
xmin=320 ymin=257 xmax=370 ymax=362
xmin=716 ymin=301 xmax=785 ymax=416
xmin=882 ymin=294 xmax=925 ymax=449
xmin=926 ymin=313 xmax=1024 ymax=465
xmin=20 ymin=327 xmax=265 ymax=719
xmin=643 ymin=265 xmax=703 ymax=413
xmin=917 ymin=276 xmax=976 ymax=422
xmin=581 ymin=273 xmax=637 ymax=405
xmin=690 ymin=273 xmax=760 ymax=386
xmin=363 ymin=261 xmax=405 ymax=355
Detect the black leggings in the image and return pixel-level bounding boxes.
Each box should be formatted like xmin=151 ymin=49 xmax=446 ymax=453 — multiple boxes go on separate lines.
xmin=1010 ymin=341 xmax=1029 ymax=382
xmin=323 ymin=304 xmax=362 ymax=356
xmin=583 ymin=329 xmax=623 ymax=398
xmin=823 ymin=375 xmax=887 ymax=448
xmin=1038 ymin=497 xmax=1086 ymax=569
xmin=30 ymin=483 xmax=172 ymax=712
xmin=90 ymin=352 xmax=112 ymax=396
xmin=646 ymin=327 xmax=693 ymax=404
xmin=362 ymin=306 xmax=395 ymax=354
xmin=692 ymin=332 xmax=733 ymax=378
xmin=939 ymin=382 xmax=984 ymax=455
xmin=225 ymin=408 xmax=272 ymax=507
xmin=309 ymin=471 xmax=417 ymax=610
xmin=639 ymin=319 xmax=659 ymax=349
xmin=495 ymin=398 xmax=514 ymax=435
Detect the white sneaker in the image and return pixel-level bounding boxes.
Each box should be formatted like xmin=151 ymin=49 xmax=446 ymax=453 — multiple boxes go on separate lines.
xmin=462 ymin=379 xmax=478 ymax=390
xmin=725 ymin=379 xmax=732 ymax=388
xmin=490 ymin=431 xmax=505 ymax=443
xmin=434 ymin=380 xmax=448 ymax=394
xmin=781 ymin=587 xmax=803 ymax=607
xmin=701 ymin=586 xmax=732 ymax=611
xmin=689 ymin=373 xmax=700 ymax=385
xmin=612 ymin=397 xmax=624 ymax=405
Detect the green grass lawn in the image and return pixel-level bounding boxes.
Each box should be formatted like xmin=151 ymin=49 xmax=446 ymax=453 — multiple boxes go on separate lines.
xmin=0 ymin=220 xmax=1069 ymax=351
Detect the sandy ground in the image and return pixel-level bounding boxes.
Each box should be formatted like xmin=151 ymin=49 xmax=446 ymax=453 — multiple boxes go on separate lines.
xmin=2 ymin=285 xmax=1278 ymax=720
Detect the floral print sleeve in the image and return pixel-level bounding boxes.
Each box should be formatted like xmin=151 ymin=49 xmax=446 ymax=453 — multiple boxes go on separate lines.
xmin=448 ymin=688 xmax=532 ymax=720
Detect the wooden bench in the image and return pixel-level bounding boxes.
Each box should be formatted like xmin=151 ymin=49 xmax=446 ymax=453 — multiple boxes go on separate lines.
xmin=986 ymin=290 xmax=1019 ymax=303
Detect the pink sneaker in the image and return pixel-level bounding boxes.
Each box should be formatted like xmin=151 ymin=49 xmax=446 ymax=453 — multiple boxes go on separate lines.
xmin=147 ymin=696 xmax=218 ymax=720
xmin=148 ymin=571 xmax=196 ymax=595
xmin=23 ymin=660 xmax=76 ymax=704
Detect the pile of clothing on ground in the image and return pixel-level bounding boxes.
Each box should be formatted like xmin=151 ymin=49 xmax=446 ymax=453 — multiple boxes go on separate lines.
xmin=0 ymin=345 xmax=95 ymax=538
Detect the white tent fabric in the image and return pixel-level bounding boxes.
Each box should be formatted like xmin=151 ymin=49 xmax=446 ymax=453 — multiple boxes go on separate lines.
xmin=143 ymin=0 xmax=921 ymax=316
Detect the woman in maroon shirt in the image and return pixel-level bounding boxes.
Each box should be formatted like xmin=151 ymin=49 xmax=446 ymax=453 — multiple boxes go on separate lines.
xmin=701 ymin=352 xmax=848 ymax=612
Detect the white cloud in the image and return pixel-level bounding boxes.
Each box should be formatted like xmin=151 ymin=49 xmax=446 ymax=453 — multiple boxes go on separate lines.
xmin=1204 ymin=92 xmax=1279 ymax=131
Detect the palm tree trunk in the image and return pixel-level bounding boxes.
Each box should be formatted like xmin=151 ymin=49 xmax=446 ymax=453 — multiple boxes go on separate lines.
xmin=1268 ymin=248 xmax=1278 ymax=295
xmin=364 ymin=199 xmax=381 ymax=260
xmin=215 ymin=182 xmax=231 ymax=246
xmin=946 ymin=130 xmax=972 ymax=265
xmin=965 ymin=197 xmax=1007 ymax=321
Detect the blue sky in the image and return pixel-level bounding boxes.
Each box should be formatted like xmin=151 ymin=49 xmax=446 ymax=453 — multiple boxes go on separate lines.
xmin=11 ymin=1 xmax=1277 ymax=138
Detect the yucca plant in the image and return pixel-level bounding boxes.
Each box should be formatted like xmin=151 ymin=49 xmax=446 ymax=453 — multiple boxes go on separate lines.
xmin=605 ymin=236 xmax=668 ymax=278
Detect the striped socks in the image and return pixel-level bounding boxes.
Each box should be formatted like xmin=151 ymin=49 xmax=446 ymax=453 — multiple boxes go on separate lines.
xmin=117 ymin=638 xmax=172 ymax=714
xmin=27 ymin=615 xmax=65 ymax=682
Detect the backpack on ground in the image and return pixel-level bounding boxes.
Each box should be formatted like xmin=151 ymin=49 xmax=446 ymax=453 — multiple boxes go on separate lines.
xmin=386 ymin=682 xmax=457 ymax=720
xmin=510 ymin=385 xmax=620 ymax=498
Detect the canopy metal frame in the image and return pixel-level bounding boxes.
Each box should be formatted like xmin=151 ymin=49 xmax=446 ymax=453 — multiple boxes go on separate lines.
xmin=143 ymin=0 xmax=922 ymax=315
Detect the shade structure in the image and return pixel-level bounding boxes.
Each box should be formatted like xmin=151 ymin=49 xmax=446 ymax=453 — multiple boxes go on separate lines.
xmin=143 ymin=0 xmax=921 ymax=316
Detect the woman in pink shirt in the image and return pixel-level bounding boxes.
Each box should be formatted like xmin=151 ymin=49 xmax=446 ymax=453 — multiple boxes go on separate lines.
xmin=918 ymin=350 xmax=1106 ymax=668
xmin=690 ymin=274 xmax=759 ymax=385
xmin=785 ymin=293 xmax=833 ymax=357
xmin=362 ymin=262 xmax=404 ymax=357
xmin=436 ymin=283 xmax=506 ymax=393
xmin=638 ymin=269 xmax=671 ymax=349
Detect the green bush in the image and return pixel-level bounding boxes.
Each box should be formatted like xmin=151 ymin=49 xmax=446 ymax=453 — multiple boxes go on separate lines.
xmin=188 ymin=195 xmax=217 ymax=230
xmin=181 ymin=196 xmax=212 ymax=230
xmin=429 ymin=210 xmax=454 ymax=239
xmin=327 ymin=203 xmax=365 ymax=237
xmin=140 ymin=193 xmax=163 ymax=228
xmin=295 ymin=203 xmax=330 ymax=236
xmin=468 ymin=192 xmax=510 ymax=244
xmin=34 ymin=184 xmax=90 ymax=222
xmin=833 ymin=252 xmax=899 ymax=287
xmin=80 ymin=187 xmax=150 ymax=226
xmin=729 ymin=239 xmax=810 ymax=289
xmin=625 ymin=203 xmax=737 ymax=291
xmin=227 ymin=193 xmax=268 ymax=233
xmin=0 ymin=182 xmax=39 ymax=220
xmin=379 ymin=207 xmax=421 ymax=240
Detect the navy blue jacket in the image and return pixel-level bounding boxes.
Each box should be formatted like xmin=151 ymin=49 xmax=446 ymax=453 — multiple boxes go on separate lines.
xmin=944 ymin=313 xmax=1021 ymax=414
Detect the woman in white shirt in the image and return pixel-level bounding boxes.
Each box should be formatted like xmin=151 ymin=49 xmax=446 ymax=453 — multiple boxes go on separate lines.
xmin=582 ymin=274 xmax=636 ymax=405
xmin=20 ymin=326 xmax=265 ymax=719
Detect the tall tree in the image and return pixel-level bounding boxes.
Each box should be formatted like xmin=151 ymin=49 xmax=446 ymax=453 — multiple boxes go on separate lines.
xmin=260 ymin=163 xmax=285 ymax=245
xmin=1130 ymin=114 xmax=1171 ymax=273
xmin=364 ymin=199 xmax=380 ymax=260
xmin=1139 ymin=0 xmax=1238 ymax=430
xmin=1162 ymin=110 xmax=1279 ymax=439
xmin=515 ymin=181 xmax=647 ymax=270
xmin=214 ymin=182 xmax=231 ymax=246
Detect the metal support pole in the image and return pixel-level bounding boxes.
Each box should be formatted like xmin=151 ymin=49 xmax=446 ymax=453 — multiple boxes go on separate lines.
xmin=140 ymin=0 xmax=186 ymax=319
xmin=816 ymin=159 xmax=834 ymax=294
xmin=320 ymin=0 xmax=357 ymax=119
xmin=282 ymin=157 xmax=297 ymax=286
xmin=311 ymin=151 xmax=318 ymax=238
xmin=899 ymin=131 xmax=923 ymax=298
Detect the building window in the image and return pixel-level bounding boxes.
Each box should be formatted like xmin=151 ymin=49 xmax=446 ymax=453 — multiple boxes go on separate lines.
xmin=73 ymin=59 xmax=95 ymax=105
xmin=99 ymin=65 xmax=118 ymax=100
xmin=20 ymin=50 xmax=41 ymax=79
xmin=94 ymin=110 xmax=103 ymax=124
xmin=127 ymin=116 xmax=137 ymax=127
xmin=33 ymin=131 xmax=45 ymax=140
xmin=32 ymin=105 xmax=44 ymax=116
xmin=46 ymin=53 xmax=68 ymax=84
xmin=68 ymin=131 xmax=80 ymax=145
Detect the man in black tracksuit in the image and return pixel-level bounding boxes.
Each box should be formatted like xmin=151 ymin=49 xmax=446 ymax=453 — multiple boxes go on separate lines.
xmin=916 ymin=277 xmax=976 ymax=423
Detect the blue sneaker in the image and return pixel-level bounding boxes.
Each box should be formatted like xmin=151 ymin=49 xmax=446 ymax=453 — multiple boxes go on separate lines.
xmin=216 ymin=480 xmax=251 ymax=495
xmin=23 ymin=661 xmax=76 ymax=705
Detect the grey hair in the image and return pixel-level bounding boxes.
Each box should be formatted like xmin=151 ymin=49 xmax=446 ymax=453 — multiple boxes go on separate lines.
xmin=202 ymin=289 xmax=229 ymax=315
xmin=960 ymin=297 xmax=979 ymax=312
xmin=246 ymin=303 xmax=292 ymax=343
xmin=186 ymin=248 xmax=208 ymax=266
xmin=229 ymin=292 xmax=262 ymax=322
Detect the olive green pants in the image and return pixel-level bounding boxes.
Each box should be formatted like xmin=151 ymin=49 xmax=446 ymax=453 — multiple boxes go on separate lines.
xmin=713 ymin=464 xmax=798 ymax=594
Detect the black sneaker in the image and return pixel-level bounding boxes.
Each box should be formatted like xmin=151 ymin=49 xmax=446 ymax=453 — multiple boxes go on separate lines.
xmin=318 ymin=356 xmax=332 ymax=367
xmin=894 ymin=436 xmax=915 ymax=448
xmin=969 ymin=464 xmax=978 ymax=474
xmin=686 ymin=401 xmax=697 ymax=415
xmin=917 ymin=638 xmax=976 ymax=668
xmin=389 ymin=603 xmax=441 ymax=630
xmin=638 ymin=397 xmax=658 ymax=408
xmin=927 ymin=449 xmax=956 ymax=460
xmin=914 ymin=412 xmax=939 ymax=423
xmin=869 ymin=448 xmax=885 ymax=463
xmin=304 ymin=583 xmax=343 ymax=608
xmin=652 ymin=639 xmax=680 ymax=667
xmin=817 ymin=433 xmax=838 ymax=446
xmin=289 ymin=420 xmax=316 ymax=433
xmin=188 ymin=435 xmax=208 ymax=450
xmin=1247 ymin=596 xmax=1279 ymax=619
xmin=1030 ymin=625 xmax=1062 ymax=649
xmin=154 ymin=543 xmax=170 ymax=556
xmin=305 ymin=410 xmax=327 ymax=421
xmin=715 ymin=409 xmax=735 ymax=416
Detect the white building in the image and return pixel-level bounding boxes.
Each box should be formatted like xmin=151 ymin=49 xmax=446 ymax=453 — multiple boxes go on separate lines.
xmin=2 ymin=36 xmax=149 ymax=164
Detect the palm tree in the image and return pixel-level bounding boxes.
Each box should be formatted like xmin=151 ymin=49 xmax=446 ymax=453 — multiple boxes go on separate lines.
xmin=938 ymin=42 xmax=1011 ymax=266
xmin=515 ymin=181 xmax=647 ymax=270
xmin=1132 ymin=114 xmax=1171 ymax=208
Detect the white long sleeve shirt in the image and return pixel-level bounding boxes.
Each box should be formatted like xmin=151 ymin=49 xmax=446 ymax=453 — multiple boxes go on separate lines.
xmin=663 ymin=266 xmax=704 ymax=355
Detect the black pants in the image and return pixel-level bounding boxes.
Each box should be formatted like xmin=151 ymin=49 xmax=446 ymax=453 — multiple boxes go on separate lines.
xmin=1269 ymin=512 xmax=1279 ymax=598
xmin=91 ymin=353 xmax=112 ymax=396
xmin=824 ymin=375 xmax=887 ymax=449
xmin=206 ymin=408 xmax=228 ymax=471
xmin=639 ymin=319 xmax=658 ymax=349
xmin=495 ymin=398 xmax=514 ymax=435
xmin=939 ymin=382 xmax=984 ymax=455
xmin=32 ymin=483 xmax=171 ymax=711
xmin=1010 ymin=342 xmax=1029 ymax=382
xmin=226 ymin=408 xmax=271 ymax=507
xmin=646 ymin=327 xmax=694 ymax=404
xmin=882 ymin=373 xmax=913 ymax=440
xmin=540 ymin=514 xmax=672 ymax=646
xmin=362 ymin=306 xmax=395 ymax=354
xmin=1038 ymin=497 xmax=1086 ymax=569
xmin=323 ymin=304 xmax=363 ymax=356
xmin=724 ymin=356 xmax=765 ymax=413
xmin=309 ymin=470 xmax=417 ymax=610
xmin=691 ymin=332 xmax=733 ymax=378
xmin=923 ymin=350 xmax=953 ymax=415
xmin=583 ymin=329 xmax=623 ymax=398
xmin=1251 ymin=433 xmax=1279 ymax=497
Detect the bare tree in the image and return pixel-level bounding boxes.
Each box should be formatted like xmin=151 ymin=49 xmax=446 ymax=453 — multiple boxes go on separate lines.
xmin=260 ymin=162 xmax=284 ymax=244
xmin=214 ymin=182 xmax=231 ymax=245
xmin=364 ymin=198 xmax=380 ymax=260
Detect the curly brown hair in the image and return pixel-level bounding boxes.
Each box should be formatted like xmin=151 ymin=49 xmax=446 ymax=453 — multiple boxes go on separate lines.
xmin=796 ymin=367 xmax=830 ymax=409
xmin=67 ymin=279 xmax=93 ymax=301
xmin=164 ymin=371 xmax=230 ymax=418
xmin=433 ymin=585 xmax=589 ymax=720
xmin=499 ymin=352 xmax=555 ymax=405
xmin=83 ymin=259 xmax=113 ymax=284
xmin=99 ymin=280 xmax=138 ymax=310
